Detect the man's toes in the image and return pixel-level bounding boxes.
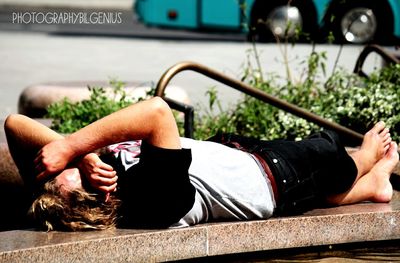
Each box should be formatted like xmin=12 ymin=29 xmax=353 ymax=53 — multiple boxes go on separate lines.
xmin=383 ymin=134 xmax=391 ymax=145
xmin=388 ymin=142 xmax=399 ymax=159
xmin=383 ymin=142 xmax=399 ymax=163
xmin=379 ymin=127 xmax=390 ymax=137
xmin=371 ymin=121 xmax=385 ymax=134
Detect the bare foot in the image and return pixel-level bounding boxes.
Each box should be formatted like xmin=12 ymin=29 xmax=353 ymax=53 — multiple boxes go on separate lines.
xmin=367 ymin=142 xmax=399 ymax=202
xmin=327 ymin=142 xmax=398 ymax=206
xmin=360 ymin=121 xmax=391 ymax=159
xmin=350 ymin=122 xmax=392 ymax=177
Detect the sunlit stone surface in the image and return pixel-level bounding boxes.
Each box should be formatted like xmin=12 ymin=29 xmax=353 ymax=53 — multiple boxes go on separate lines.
xmin=0 ymin=121 xmax=399 ymax=262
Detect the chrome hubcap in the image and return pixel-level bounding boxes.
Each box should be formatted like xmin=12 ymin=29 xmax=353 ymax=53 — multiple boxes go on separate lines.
xmin=267 ymin=6 xmax=302 ymax=38
xmin=341 ymin=7 xmax=377 ymax=43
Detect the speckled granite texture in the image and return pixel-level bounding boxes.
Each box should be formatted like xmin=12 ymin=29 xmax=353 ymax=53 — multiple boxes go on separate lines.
xmin=0 ymin=199 xmax=399 ymax=262
xmin=18 ymin=83 xmax=189 ymax=118
xmin=1 ymin=122 xmax=400 ymax=262
xmin=0 ymin=228 xmax=207 ymax=262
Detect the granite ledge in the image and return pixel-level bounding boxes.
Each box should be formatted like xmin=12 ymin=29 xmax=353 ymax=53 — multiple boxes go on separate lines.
xmin=0 ymin=199 xmax=399 ymax=262
xmin=206 ymin=200 xmax=400 ymax=257
xmin=1 ymin=123 xmax=400 ymax=262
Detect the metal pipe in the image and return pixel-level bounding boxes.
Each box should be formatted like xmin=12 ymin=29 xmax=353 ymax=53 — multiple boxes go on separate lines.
xmin=354 ymin=44 xmax=400 ymax=78
xmin=163 ymin=97 xmax=194 ymax=138
xmin=155 ymin=61 xmax=364 ymax=142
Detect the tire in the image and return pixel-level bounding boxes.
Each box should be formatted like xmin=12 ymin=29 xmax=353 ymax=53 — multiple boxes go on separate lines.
xmin=249 ymin=1 xmax=284 ymax=42
xmin=249 ymin=0 xmax=317 ymax=43
xmin=330 ymin=0 xmax=393 ymax=44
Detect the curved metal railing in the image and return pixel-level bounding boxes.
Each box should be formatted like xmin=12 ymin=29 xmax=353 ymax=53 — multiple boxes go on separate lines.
xmin=354 ymin=44 xmax=400 ymax=78
xmin=155 ymin=61 xmax=364 ymax=143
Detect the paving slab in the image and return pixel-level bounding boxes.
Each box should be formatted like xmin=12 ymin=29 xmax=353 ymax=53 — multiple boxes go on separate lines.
xmin=1 ymin=121 xmax=400 ymax=262
xmin=0 ymin=199 xmax=399 ymax=262
xmin=0 ymin=228 xmax=207 ymax=262
xmin=17 ymin=81 xmax=190 ymax=118
xmin=206 ymin=201 xmax=400 ymax=257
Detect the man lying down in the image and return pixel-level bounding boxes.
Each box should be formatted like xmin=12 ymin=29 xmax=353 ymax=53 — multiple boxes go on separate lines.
xmin=4 ymin=97 xmax=399 ymax=230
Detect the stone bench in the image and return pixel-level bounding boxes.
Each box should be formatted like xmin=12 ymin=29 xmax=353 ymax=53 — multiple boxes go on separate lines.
xmin=0 ymin=196 xmax=399 ymax=262
xmin=18 ymin=81 xmax=190 ymax=117
xmin=1 ymin=120 xmax=400 ymax=261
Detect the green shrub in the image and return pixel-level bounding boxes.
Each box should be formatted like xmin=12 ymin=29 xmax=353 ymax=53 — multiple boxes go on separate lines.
xmin=325 ymin=65 xmax=400 ymax=136
xmin=193 ymin=87 xmax=238 ymax=139
xmin=46 ymin=79 xmax=148 ymax=133
xmin=193 ymin=57 xmax=400 ymax=143
xmin=46 ymin=57 xmax=400 ymax=145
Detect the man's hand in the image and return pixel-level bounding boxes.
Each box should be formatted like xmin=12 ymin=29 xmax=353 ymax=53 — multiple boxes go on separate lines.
xmin=77 ymin=153 xmax=118 ymax=194
xmin=35 ymin=139 xmax=75 ymax=182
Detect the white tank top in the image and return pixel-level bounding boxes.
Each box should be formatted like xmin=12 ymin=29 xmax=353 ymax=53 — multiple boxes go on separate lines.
xmin=172 ymin=138 xmax=275 ymax=227
xmin=109 ymin=138 xmax=276 ymax=227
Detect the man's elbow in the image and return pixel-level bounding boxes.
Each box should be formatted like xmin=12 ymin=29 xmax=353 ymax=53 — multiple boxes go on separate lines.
xmin=4 ymin=114 xmax=26 ymax=135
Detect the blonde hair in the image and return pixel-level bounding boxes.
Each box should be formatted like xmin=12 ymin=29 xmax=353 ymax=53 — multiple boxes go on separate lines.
xmin=29 ymin=179 xmax=120 ymax=231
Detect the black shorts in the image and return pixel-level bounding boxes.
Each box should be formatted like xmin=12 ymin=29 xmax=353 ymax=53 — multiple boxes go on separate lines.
xmin=208 ymin=130 xmax=358 ymax=215
xmin=102 ymin=142 xmax=195 ymax=228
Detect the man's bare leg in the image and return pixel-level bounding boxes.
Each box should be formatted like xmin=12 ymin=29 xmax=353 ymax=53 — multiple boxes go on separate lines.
xmin=327 ymin=142 xmax=399 ymax=205
xmin=349 ymin=121 xmax=392 ymax=181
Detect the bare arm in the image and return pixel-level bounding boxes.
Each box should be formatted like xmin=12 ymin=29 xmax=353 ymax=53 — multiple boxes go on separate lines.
xmin=35 ymin=97 xmax=180 ymax=181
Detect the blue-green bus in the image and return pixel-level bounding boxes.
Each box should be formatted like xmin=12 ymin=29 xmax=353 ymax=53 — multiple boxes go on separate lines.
xmin=135 ymin=0 xmax=400 ymax=44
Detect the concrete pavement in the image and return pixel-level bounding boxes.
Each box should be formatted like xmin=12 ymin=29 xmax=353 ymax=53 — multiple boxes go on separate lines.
xmin=0 ymin=30 xmax=383 ymax=120
xmin=0 ymin=0 xmax=385 ymax=120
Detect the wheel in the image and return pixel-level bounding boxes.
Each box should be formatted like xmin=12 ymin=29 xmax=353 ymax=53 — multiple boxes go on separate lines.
xmin=249 ymin=0 xmax=317 ymax=42
xmin=330 ymin=1 xmax=393 ymax=44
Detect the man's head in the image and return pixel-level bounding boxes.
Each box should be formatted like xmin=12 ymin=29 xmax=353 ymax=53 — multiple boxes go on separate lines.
xmin=29 ymin=168 xmax=120 ymax=231
xmin=54 ymin=168 xmax=83 ymax=196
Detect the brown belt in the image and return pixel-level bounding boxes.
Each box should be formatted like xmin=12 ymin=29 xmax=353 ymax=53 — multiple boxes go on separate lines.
xmin=253 ymin=153 xmax=279 ymax=203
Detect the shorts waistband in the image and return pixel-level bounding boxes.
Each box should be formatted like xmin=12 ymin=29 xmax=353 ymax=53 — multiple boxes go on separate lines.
xmin=253 ymin=153 xmax=279 ymax=203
